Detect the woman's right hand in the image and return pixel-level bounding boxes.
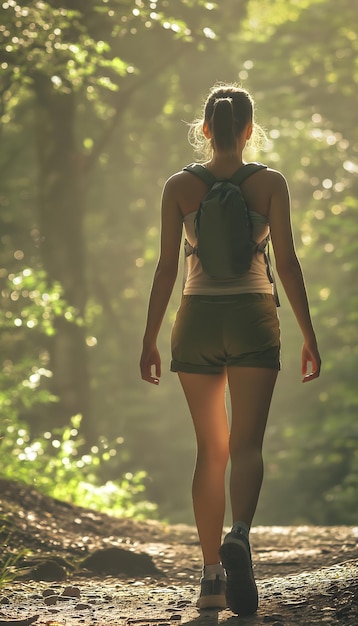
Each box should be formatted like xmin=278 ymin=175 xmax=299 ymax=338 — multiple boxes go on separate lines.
xmin=140 ymin=344 xmax=161 ymax=385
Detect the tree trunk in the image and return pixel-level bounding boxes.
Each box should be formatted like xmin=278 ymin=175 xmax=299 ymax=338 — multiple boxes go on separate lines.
xmin=33 ymin=76 xmax=94 ymax=440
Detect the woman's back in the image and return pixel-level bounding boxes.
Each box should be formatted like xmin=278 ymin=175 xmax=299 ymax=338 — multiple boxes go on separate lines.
xmin=170 ymin=164 xmax=281 ymax=221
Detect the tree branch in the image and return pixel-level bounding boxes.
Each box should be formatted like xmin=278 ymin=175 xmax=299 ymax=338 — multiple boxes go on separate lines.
xmin=84 ymin=46 xmax=182 ymax=174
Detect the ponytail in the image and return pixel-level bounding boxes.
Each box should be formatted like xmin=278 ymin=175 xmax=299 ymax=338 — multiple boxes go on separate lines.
xmin=211 ymin=98 xmax=236 ymax=152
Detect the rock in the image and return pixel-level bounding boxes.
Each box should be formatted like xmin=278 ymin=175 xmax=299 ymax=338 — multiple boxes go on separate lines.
xmin=42 ymin=588 xmax=58 ymax=598
xmin=16 ymin=559 xmax=67 ymax=582
xmin=31 ymin=560 xmax=67 ymax=581
xmin=74 ymin=603 xmax=92 ymax=610
xmin=0 ymin=617 xmax=39 ymax=626
xmin=61 ymin=586 xmax=81 ymax=598
xmin=80 ymin=547 xmax=161 ymax=577
xmin=43 ymin=595 xmax=59 ymax=606
xmin=176 ymin=600 xmax=191 ymax=608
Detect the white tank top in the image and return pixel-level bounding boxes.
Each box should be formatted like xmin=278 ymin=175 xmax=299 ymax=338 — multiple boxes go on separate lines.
xmin=183 ymin=209 xmax=273 ymax=296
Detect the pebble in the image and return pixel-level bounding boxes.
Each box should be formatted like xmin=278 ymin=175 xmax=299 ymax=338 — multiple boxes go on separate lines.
xmin=74 ymin=603 xmax=92 ymax=610
xmin=176 ymin=600 xmax=191 ymax=607
xmin=62 ymin=586 xmax=81 ymax=598
xmin=44 ymin=595 xmax=59 ymax=605
xmin=42 ymin=588 xmax=59 ymax=597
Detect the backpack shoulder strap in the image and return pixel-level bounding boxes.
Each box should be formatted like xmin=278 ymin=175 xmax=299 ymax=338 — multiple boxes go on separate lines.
xmin=229 ymin=162 xmax=267 ymax=186
xmin=184 ymin=162 xmax=267 ymax=187
xmin=183 ymin=163 xmax=217 ymax=188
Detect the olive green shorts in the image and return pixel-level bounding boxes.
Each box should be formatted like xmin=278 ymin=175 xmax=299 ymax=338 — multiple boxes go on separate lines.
xmin=170 ymin=293 xmax=280 ymax=374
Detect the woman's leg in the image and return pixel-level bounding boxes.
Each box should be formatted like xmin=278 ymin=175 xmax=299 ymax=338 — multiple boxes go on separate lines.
xmin=217 ymin=366 xmax=278 ymax=616
xmin=227 ymin=366 xmax=278 ymax=527
xmin=178 ymin=371 xmax=229 ymax=565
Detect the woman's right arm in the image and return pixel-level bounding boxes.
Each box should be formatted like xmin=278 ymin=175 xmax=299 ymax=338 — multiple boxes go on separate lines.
xmin=140 ymin=175 xmax=183 ymax=385
xmin=268 ymin=171 xmax=321 ymax=382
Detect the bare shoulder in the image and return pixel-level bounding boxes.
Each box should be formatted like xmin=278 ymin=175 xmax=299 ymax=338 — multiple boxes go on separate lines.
xmin=244 ymin=165 xmax=288 ymax=192
xmin=264 ymin=167 xmax=289 ymax=189
xmin=254 ymin=168 xmax=290 ymax=207
xmin=163 ymin=169 xmax=206 ymax=216
xmin=163 ymin=169 xmax=192 ymax=193
xmin=162 ymin=170 xmax=192 ymax=205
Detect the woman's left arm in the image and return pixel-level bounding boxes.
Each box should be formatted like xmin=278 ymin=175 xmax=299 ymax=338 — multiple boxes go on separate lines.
xmin=140 ymin=175 xmax=183 ymax=384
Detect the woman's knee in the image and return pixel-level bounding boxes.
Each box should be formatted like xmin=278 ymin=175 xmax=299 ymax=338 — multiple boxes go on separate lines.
xmin=197 ymin=438 xmax=229 ymax=466
xmin=229 ymin=440 xmax=263 ymax=463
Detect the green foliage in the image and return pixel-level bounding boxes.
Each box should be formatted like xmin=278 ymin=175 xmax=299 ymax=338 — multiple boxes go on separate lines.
xmin=0 ymin=267 xmax=79 ymax=416
xmin=0 ymin=267 xmax=72 ymax=335
xmin=0 ymin=414 xmax=156 ymax=519
xmin=0 ymin=269 xmax=156 ymax=519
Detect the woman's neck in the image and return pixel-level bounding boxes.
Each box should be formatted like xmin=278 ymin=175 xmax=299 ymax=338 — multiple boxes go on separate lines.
xmin=205 ymin=152 xmax=245 ymax=176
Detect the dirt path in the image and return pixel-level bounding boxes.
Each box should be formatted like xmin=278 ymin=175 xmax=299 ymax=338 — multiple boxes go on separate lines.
xmin=0 ymin=479 xmax=357 ymax=625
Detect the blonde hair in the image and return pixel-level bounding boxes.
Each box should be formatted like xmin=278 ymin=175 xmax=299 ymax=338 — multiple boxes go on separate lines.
xmin=188 ymin=82 xmax=267 ymax=160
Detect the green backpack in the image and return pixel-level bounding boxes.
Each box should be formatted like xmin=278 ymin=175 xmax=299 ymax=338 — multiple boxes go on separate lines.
xmin=183 ymin=162 xmax=280 ymax=304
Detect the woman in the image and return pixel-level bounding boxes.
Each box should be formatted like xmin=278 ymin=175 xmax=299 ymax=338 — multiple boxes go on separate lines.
xmin=140 ymin=83 xmax=321 ymax=616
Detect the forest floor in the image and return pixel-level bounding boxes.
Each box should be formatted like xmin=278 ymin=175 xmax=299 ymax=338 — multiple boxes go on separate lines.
xmin=0 ymin=478 xmax=357 ymax=626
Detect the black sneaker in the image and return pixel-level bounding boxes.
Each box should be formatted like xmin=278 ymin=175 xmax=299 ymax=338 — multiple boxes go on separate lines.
xmin=196 ymin=574 xmax=227 ymax=610
xmin=219 ymin=529 xmax=258 ymax=616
